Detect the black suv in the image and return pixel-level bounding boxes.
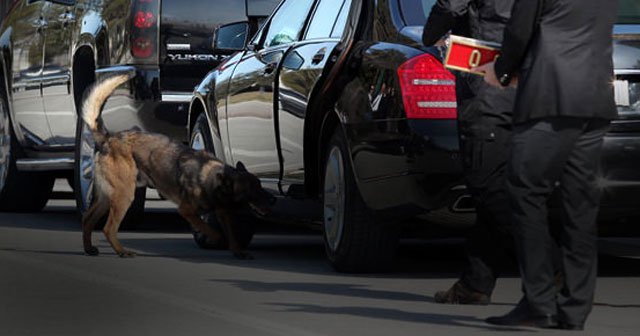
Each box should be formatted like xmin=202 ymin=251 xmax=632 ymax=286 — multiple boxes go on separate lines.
xmin=188 ymin=0 xmax=463 ymax=272
xmin=0 ymin=0 xmax=278 ymax=214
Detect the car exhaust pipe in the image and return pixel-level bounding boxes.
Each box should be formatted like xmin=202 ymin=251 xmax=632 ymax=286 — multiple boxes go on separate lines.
xmin=450 ymin=194 xmax=475 ymax=213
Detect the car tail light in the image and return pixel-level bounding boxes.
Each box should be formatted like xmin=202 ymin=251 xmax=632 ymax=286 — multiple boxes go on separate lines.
xmin=130 ymin=0 xmax=158 ymax=61
xmin=132 ymin=37 xmax=154 ymax=58
xmin=397 ymin=53 xmax=457 ymax=119
xmin=134 ymin=11 xmax=156 ymax=29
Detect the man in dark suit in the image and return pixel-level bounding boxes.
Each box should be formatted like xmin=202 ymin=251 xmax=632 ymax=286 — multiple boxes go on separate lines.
xmin=422 ymin=0 xmax=517 ymax=305
xmin=476 ymin=0 xmax=618 ymax=329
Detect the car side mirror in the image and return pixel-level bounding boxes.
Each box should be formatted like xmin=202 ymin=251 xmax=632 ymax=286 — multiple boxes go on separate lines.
xmin=213 ymin=22 xmax=250 ymax=54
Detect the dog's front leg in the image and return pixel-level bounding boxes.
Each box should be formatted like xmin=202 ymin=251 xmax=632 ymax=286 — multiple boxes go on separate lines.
xmin=178 ymin=205 xmax=224 ymax=246
xmin=215 ymin=209 xmax=253 ymax=260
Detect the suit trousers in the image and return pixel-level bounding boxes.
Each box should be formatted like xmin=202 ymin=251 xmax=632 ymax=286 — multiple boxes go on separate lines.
xmin=459 ymin=124 xmax=514 ymax=295
xmin=508 ymin=117 xmax=609 ymax=326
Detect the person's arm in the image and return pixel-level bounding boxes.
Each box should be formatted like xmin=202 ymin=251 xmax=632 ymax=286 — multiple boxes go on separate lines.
xmin=422 ymin=0 xmax=473 ymax=47
xmin=493 ymin=0 xmax=543 ymax=86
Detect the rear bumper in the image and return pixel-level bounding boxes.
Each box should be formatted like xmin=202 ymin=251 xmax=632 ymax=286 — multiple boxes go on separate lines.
xmin=95 ymin=65 xmax=190 ymax=142
xmin=345 ymin=119 xmax=464 ymax=218
xmin=598 ymin=132 xmax=640 ymax=211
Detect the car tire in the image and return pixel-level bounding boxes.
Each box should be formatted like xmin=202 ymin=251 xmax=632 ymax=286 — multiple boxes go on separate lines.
xmin=322 ymin=126 xmax=398 ymax=273
xmin=190 ymin=113 xmax=255 ymax=250
xmin=73 ymin=105 xmax=145 ymax=229
xmin=0 ymin=90 xmax=54 ymax=212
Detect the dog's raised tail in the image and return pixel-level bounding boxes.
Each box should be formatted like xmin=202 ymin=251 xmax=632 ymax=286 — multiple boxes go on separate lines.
xmin=81 ymin=73 xmax=134 ymax=142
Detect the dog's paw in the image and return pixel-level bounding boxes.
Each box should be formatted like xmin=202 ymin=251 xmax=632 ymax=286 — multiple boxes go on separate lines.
xmin=233 ymin=251 xmax=254 ymax=260
xmin=84 ymin=246 xmax=100 ymax=256
xmin=118 ymin=250 xmax=137 ymax=258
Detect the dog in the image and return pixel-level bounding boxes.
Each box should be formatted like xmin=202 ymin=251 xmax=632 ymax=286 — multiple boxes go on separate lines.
xmin=81 ymin=73 xmax=274 ymax=259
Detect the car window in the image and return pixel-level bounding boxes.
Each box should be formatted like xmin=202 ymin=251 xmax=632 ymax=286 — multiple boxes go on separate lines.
xmin=618 ymin=0 xmax=640 ymax=24
xmin=306 ymin=0 xmax=345 ymax=40
xmin=398 ymin=0 xmax=436 ymax=26
xmin=330 ymin=0 xmax=352 ymax=38
xmin=263 ymin=0 xmax=314 ymax=48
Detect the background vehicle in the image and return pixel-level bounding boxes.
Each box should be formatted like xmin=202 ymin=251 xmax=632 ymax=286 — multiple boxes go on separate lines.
xmin=189 ymin=0 xmax=464 ymax=272
xmin=600 ymin=0 xmax=640 ymax=235
xmin=0 ymin=0 xmax=278 ymax=216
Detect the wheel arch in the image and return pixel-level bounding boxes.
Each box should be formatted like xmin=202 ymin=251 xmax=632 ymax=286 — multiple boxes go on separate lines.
xmin=0 ymin=28 xmax=20 ymax=142
xmin=304 ymin=91 xmax=344 ymax=198
xmin=188 ymin=93 xmax=226 ymax=162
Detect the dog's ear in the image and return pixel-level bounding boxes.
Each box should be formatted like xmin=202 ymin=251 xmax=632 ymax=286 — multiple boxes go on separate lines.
xmin=236 ymin=161 xmax=247 ymax=172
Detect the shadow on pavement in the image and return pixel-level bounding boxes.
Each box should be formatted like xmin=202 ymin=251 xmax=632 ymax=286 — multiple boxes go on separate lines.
xmin=268 ymin=303 xmax=533 ymax=332
xmin=118 ymin=235 xmax=472 ymax=278
xmin=212 ymin=279 xmax=434 ymax=302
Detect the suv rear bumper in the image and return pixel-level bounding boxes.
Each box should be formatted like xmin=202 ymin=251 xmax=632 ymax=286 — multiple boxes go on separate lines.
xmin=95 ymin=65 xmax=190 ymax=143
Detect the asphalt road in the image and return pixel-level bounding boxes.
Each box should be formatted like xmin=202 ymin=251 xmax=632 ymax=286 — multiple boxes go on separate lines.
xmin=1 ymin=182 xmax=639 ymax=336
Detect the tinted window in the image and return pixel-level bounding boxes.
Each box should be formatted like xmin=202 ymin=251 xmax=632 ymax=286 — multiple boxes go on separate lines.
xmin=263 ymin=0 xmax=314 ymax=48
xmin=331 ymin=0 xmax=351 ymax=38
xmin=306 ymin=0 xmax=345 ymax=40
xmin=399 ymin=0 xmax=436 ymax=26
xmin=618 ymin=0 xmax=640 ymax=24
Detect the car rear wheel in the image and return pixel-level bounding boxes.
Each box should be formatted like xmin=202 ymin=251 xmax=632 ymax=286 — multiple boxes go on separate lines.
xmin=73 ymin=109 xmax=145 ymax=228
xmin=323 ymin=127 xmax=398 ymax=273
xmin=190 ymin=113 xmax=255 ymax=250
xmin=0 ymin=90 xmax=54 ymax=212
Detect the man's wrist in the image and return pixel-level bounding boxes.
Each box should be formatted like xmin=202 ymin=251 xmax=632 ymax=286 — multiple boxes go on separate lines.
xmin=494 ymin=57 xmax=512 ymax=87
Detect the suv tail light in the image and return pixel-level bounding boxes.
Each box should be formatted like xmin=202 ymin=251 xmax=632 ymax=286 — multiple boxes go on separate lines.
xmin=130 ymin=0 xmax=159 ymax=60
xmin=397 ymin=53 xmax=457 ymax=119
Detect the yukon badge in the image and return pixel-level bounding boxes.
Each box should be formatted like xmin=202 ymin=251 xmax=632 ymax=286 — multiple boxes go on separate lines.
xmin=167 ymin=54 xmax=223 ymax=62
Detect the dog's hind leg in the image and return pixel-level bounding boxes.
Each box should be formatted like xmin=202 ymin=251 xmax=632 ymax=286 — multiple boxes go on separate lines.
xmin=102 ymin=185 xmax=137 ymax=258
xmin=215 ymin=209 xmax=253 ymax=260
xmin=82 ymin=195 xmax=109 ymax=256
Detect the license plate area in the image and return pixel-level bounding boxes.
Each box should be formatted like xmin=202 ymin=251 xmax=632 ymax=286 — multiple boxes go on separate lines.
xmin=614 ymin=75 xmax=640 ymax=116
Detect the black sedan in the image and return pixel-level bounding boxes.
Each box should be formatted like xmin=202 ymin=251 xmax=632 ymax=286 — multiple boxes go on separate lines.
xmin=187 ymin=0 xmax=464 ymax=272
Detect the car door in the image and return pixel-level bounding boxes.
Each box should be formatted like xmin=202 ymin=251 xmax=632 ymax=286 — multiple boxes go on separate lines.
xmin=278 ymin=0 xmax=352 ymax=183
xmin=225 ymin=0 xmax=315 ymax=176
xmin=10 ymin=0 xmax=53 ymax=146
xmin=41 ymin=0 xmax=76 ymax=145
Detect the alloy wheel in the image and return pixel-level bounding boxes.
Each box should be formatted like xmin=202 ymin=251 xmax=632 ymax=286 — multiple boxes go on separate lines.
xmin=0 ymin=99 xmax=10 ymax=192
xmin=191 ymin=131 xmax=206 ymax=151
xmin=323 ymin=146 xmax=346 ymax=252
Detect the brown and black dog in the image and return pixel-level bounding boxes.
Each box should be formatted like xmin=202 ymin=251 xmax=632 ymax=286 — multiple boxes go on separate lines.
xmin=81 ymin=73 xmax=273 ymax=259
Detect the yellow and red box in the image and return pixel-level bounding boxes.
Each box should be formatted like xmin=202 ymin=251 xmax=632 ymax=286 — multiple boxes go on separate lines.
xmin=444 ymin=35 xmax=501 ymax=75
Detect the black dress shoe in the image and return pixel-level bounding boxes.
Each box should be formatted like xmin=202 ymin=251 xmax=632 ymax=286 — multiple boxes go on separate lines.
xmin=555 ymin=322 xmax=584 ymax=331
xmin=486 ymin=302 xmax=558 ymax=329
xmin=434 ymin=281 xmax=490 ymax=305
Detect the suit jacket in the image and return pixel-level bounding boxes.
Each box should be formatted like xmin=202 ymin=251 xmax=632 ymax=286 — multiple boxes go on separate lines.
xmin=495 ymin=0 xmax=618 ymax=124
xmin=423 ymin=0 xmax=516 ymax=128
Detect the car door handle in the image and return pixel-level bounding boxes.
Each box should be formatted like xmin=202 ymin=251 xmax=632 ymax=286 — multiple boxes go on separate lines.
xmin=58 ymin=11 xmax=76 ymax=25
xmin=311 ymin=50 xmax=326 ymax=65
xmin=262 ymin=62 xmax=277 ymax=76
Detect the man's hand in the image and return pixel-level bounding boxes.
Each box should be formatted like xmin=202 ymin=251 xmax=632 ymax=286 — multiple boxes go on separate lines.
xmin=472 ymin=62 xmax=501 ymax=87
xmin=472 ymin=62 xmax=518 ymax=88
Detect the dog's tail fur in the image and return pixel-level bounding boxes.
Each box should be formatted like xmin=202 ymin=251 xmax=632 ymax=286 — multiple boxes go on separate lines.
xmin=81 ymin=73 xmax=133 ymax=145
